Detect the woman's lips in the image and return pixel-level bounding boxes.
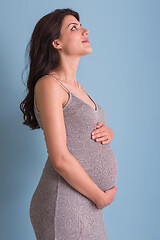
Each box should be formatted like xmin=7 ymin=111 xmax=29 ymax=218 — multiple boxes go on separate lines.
xmin=82 ymin=38 xmax=90 ymax=43
xmin=82 ymin=40 xmax=90 ymax=43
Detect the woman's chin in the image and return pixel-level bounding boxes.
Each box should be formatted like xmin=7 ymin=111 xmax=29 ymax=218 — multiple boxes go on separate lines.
xmin=81 ymin=47 xmax=92 ymax=56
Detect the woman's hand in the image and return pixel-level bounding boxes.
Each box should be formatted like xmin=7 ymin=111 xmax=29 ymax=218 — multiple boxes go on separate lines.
xmin=95 ymin=186 xmax=118 ymax=209
xmin=91 ymin=122 xmax=114 ymax=144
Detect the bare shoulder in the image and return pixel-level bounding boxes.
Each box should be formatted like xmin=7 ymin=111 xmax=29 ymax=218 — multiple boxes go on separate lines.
xmin=34 ymin=75 xmax=67 ymax=112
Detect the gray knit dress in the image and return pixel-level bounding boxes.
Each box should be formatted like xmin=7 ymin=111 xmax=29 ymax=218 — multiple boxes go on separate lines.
xmin=29 ymin=74 xmax=118 ymax=240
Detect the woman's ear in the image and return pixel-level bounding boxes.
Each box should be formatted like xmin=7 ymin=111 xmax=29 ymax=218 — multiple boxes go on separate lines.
xmin=52 ymin=39 xmax=62 ymax=50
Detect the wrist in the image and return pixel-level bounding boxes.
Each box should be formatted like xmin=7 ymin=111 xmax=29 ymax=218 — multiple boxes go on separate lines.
xmin=94 ymin=190 xmax=105 ymax=206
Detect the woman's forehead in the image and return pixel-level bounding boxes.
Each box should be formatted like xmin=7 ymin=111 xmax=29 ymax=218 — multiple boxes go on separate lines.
xmin=62 ymin=15 xmax=80 ymax=28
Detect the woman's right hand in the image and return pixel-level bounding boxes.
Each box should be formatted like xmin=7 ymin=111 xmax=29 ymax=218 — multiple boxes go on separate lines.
xmin=95 ymin=186 xmax=118 ymax=209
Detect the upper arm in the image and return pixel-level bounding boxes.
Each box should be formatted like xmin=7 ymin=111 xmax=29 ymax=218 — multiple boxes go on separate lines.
xmin=35 ymin=76 xmax=69 ymax=169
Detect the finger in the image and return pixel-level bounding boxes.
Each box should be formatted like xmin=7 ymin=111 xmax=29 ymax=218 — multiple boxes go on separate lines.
xmin=101 ymin=139 xmax=110 ymax=144
xmin=91 ymin=128 xmax=105 ymax=136
xmin=96 ymin=122 xmax=104 ymax=128
xmin=91 ymin=130 xmax=106 ymax=138
xmin=94 ymin=136 xmax=109 ymax=142
xmin=113 ymin=186 xmax=117 ymax=192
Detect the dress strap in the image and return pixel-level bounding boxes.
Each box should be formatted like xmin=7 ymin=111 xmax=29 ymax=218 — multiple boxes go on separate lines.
xmin=47 ymin=74 xmax=71 ymax=94
xmin=78 ymin=82 xmax=87 ymax=94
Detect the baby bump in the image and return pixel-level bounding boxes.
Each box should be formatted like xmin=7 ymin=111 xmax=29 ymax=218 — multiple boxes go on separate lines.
xmin=68 ymin=140 xmax=118 ymax=192
xmin=94 ymin=143 xmax=118 ymax=191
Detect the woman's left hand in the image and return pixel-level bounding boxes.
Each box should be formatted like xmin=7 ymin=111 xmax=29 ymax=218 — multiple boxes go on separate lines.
xmin=91 ymin=122 xmax=114 ymax=144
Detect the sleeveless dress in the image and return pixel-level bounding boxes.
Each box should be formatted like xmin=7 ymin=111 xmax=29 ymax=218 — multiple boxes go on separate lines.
xmin=29 ymin=74 xmax=118 ymax=240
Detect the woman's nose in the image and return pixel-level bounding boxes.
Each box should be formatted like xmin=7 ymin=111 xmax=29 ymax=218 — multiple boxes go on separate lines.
xmin=82 ymin=28 xmax=89 ymax=35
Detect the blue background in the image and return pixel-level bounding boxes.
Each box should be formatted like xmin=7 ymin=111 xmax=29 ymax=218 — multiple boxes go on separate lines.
xmin=0 ymin=0 xmax=160 ymax=239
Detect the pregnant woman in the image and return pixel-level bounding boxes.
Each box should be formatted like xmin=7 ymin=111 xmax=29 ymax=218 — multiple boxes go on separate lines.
xmin=20 ymin=8 xmax=118 ymax=239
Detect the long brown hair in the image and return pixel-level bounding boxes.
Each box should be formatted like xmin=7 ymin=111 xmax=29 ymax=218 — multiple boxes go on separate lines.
xmin=20 ymin=8 xmax=79 ymax=130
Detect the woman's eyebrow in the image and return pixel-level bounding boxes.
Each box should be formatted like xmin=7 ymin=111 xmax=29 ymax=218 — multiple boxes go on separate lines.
xmin=67 ymin=22 xmax=82 ymax=28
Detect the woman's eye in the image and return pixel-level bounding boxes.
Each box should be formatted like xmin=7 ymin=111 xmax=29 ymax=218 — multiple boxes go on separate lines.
xmin=71 ymin=25 xmax=77 ymax=31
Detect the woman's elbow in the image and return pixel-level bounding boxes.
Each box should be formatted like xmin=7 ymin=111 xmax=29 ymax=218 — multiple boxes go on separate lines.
xmin=50 ymin=150 xmax=69 ymax=171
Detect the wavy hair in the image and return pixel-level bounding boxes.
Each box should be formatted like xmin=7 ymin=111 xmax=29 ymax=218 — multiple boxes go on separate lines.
xmin=20 ymin=8 xmax=79 ymax=130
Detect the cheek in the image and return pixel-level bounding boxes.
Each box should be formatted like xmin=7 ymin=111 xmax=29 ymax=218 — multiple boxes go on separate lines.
xmin=62 ymin=32 xmax=82 ymax=54
xmin=66 ymin=32 xmax=81 ymax=45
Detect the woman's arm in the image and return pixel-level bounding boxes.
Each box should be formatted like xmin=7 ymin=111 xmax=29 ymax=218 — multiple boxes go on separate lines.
xmin=35 ymin=76 xmax=105 ymax=206
xmin=55 ymin=150 xmax=105 ymax=205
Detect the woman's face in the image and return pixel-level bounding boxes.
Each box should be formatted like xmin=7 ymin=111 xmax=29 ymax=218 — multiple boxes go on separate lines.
xmin=53 ymin=15 xmax=92 ymax=56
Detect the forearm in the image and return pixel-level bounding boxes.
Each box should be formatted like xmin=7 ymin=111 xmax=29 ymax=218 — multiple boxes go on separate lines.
xmin=53 ymin=151 xmax=105 ymax=206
